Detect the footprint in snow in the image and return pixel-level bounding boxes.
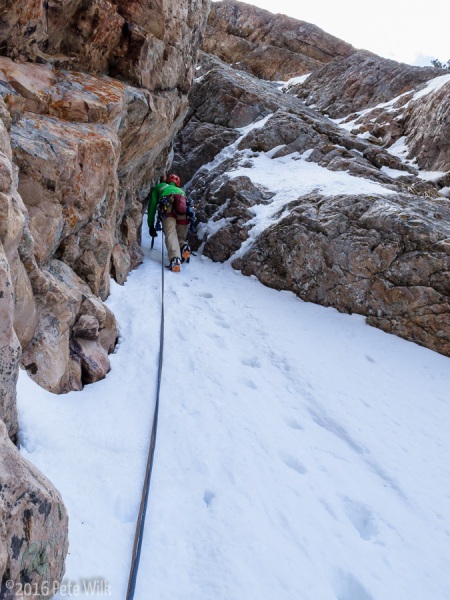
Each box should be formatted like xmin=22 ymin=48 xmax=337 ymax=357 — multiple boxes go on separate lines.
xmin=284 ymin=417 xmax=304 ymax=431
xmin=243 ymin=378 xmax=258 ymax=390
xmin=215 ymin=318 xmax=231 ymax=329
xmin=199 ymin=292 xmax=213 ymax=299
xmin=207 ymin=332 xmax=227 ymax=348
xmin=342 ymin=497 xmax=379 ymax=541
xmin=320 ymin=498 xmax=338 ymax=520
xmin=113 ymin=494 xmax=137 ymax=524
xmin=241 ymin=357 xmax=261 ymax=368
xmin=203 ymin=490 xmax=216 ymax=508
xmin=282 ymin=454 xmax=307 ymax=475
xmin=334 ymin=570 xmax=375 ymax=600
xmin=177 ymin=329 xmax=187 ymax=342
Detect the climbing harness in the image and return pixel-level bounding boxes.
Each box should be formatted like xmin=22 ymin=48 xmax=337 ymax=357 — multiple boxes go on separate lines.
xmin=126 ymin=231 xmax=165 ymax=600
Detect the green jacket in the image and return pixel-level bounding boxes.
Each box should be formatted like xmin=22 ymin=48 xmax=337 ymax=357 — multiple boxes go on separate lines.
xmin=147 ymin=182 xmax=186 ymax=228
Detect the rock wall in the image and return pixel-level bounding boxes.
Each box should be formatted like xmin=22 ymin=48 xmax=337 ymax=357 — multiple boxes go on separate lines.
xmin=0 ymin=0 xmax=210 ymax=411
xmin=0 ymin=0 xmax=209 ymax=92
xmin=289 ymin=51 xmax=450 ymax=172
xmin=339 ymin=74 xmax=450 ymax=173
xmin=174 ymin=28 xmax=450 ymax=357
xmin=234 ymin=192 xmax=450 ymax=358
xmin=0 ymin=0 xmax=211 ymax=595
xmin=405 ymin=78 xmax=450 ymax=172
xmin=202 ymin=0 xmax=355 ymax=81
xmin=291 ymin=50 xmax=443 ymax=118
xmin=0 ymin=100 xmax=22 ymax=441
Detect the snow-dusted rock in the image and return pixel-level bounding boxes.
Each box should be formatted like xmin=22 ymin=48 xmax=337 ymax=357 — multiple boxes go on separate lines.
xmin=404 ymin=77 xmax=450 ymax=172
xmin=176 ymin=54 xmax=416 ymax=184
xmin=291 ymin=51 xmax=450 ymax=172
xmin=176 ymin=21 xmax=450 ymax=357
xmin=202 ymin=176 xmax=273 ymax=261
xmin=233 ymin=192 xmax=450 ymax=357
xmin=291 ymin=51 xmax=442 ymax=118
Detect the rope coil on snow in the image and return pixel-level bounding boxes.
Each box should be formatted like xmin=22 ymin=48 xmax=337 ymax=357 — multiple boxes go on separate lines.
xmin=126 ymin=231 xmax=165 ymax=600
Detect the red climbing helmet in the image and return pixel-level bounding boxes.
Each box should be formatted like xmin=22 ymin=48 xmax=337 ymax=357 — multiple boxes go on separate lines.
xmin=166 ymin=173 xmax=181 ymax=187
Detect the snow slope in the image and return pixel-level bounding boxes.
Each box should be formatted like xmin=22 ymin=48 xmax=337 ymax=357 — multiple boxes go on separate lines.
xmin=17 ymin=228 xmax=450 ymax=600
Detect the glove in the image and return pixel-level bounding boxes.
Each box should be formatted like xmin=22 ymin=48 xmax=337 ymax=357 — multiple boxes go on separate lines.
xmin=149 ymin=226 xmax=157 ymax=238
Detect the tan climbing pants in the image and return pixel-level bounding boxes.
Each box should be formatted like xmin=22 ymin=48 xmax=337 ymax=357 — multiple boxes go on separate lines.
xmin=162 ymin=215 xmax=188 ymax=262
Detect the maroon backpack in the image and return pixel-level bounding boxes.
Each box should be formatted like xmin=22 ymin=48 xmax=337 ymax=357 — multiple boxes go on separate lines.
xmin=173 ymin=193 xmax=187 ymax=215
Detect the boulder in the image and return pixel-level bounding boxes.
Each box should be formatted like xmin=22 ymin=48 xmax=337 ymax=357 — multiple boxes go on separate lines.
xmin=72 ymin=315 xmax=100 ymax=340
xmin=0 ymin=420 xmax=68 ymax=598
xmin=173 ymin=116 xmax=240 ymax=185
xmin=201 ymin=176 xmax=273 ymax=261
xmin=21 ymin=259 xmax=118 ymax=393
xmin=69 ymin=338 xmax=110 ymax=385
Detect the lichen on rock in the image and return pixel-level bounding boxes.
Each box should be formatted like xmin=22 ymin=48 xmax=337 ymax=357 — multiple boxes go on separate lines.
xmin=0 ymin=420 xmax=69 ymax=598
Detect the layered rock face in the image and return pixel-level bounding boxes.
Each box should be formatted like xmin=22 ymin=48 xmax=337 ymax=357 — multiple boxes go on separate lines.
xmin=0 ymin=0 xmax=210 ymax=412
xmin=202 ymin=0 xmax=354 ymax=81
xmin=0 ymin=0 xmax=210 ymax=594
xmin=0 ymin=0 xmax=208 ymax=91
xmin=0 ymin=420 xmax=68 ymax=599
xmin=174 ymin=12 xmax=450 ymax=357
xmin=291 ymin=50 xmax=444 ymax=118
xmin=0 ymin=101 xmax=22 ymax=441
xmin=290 ymin=51 xmax=450 ymax=172
xmin=405 ymin=77 xmax=450 ymax=172
xmin=234 ymin=192 xmax=450 ymax=357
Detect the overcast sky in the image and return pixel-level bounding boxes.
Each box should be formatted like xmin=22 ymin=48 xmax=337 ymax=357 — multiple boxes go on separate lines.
xmin=219 ymin=0 xmax=449 ymax=66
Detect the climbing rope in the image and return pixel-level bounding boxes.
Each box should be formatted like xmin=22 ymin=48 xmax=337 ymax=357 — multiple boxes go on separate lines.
xmin=126 ymin=230 xmax=165 ymax=600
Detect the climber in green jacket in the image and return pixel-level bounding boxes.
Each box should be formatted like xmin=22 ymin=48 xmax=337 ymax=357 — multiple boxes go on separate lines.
xmin=147 ymin=174 xmax=191 ymax=272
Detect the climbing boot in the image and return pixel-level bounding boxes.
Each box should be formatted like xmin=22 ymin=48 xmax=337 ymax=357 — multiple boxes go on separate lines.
xmin=181 ymin=243 xmax=191 ymax=263
xmin=169 ymin=257 xmax=181 ymax=272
